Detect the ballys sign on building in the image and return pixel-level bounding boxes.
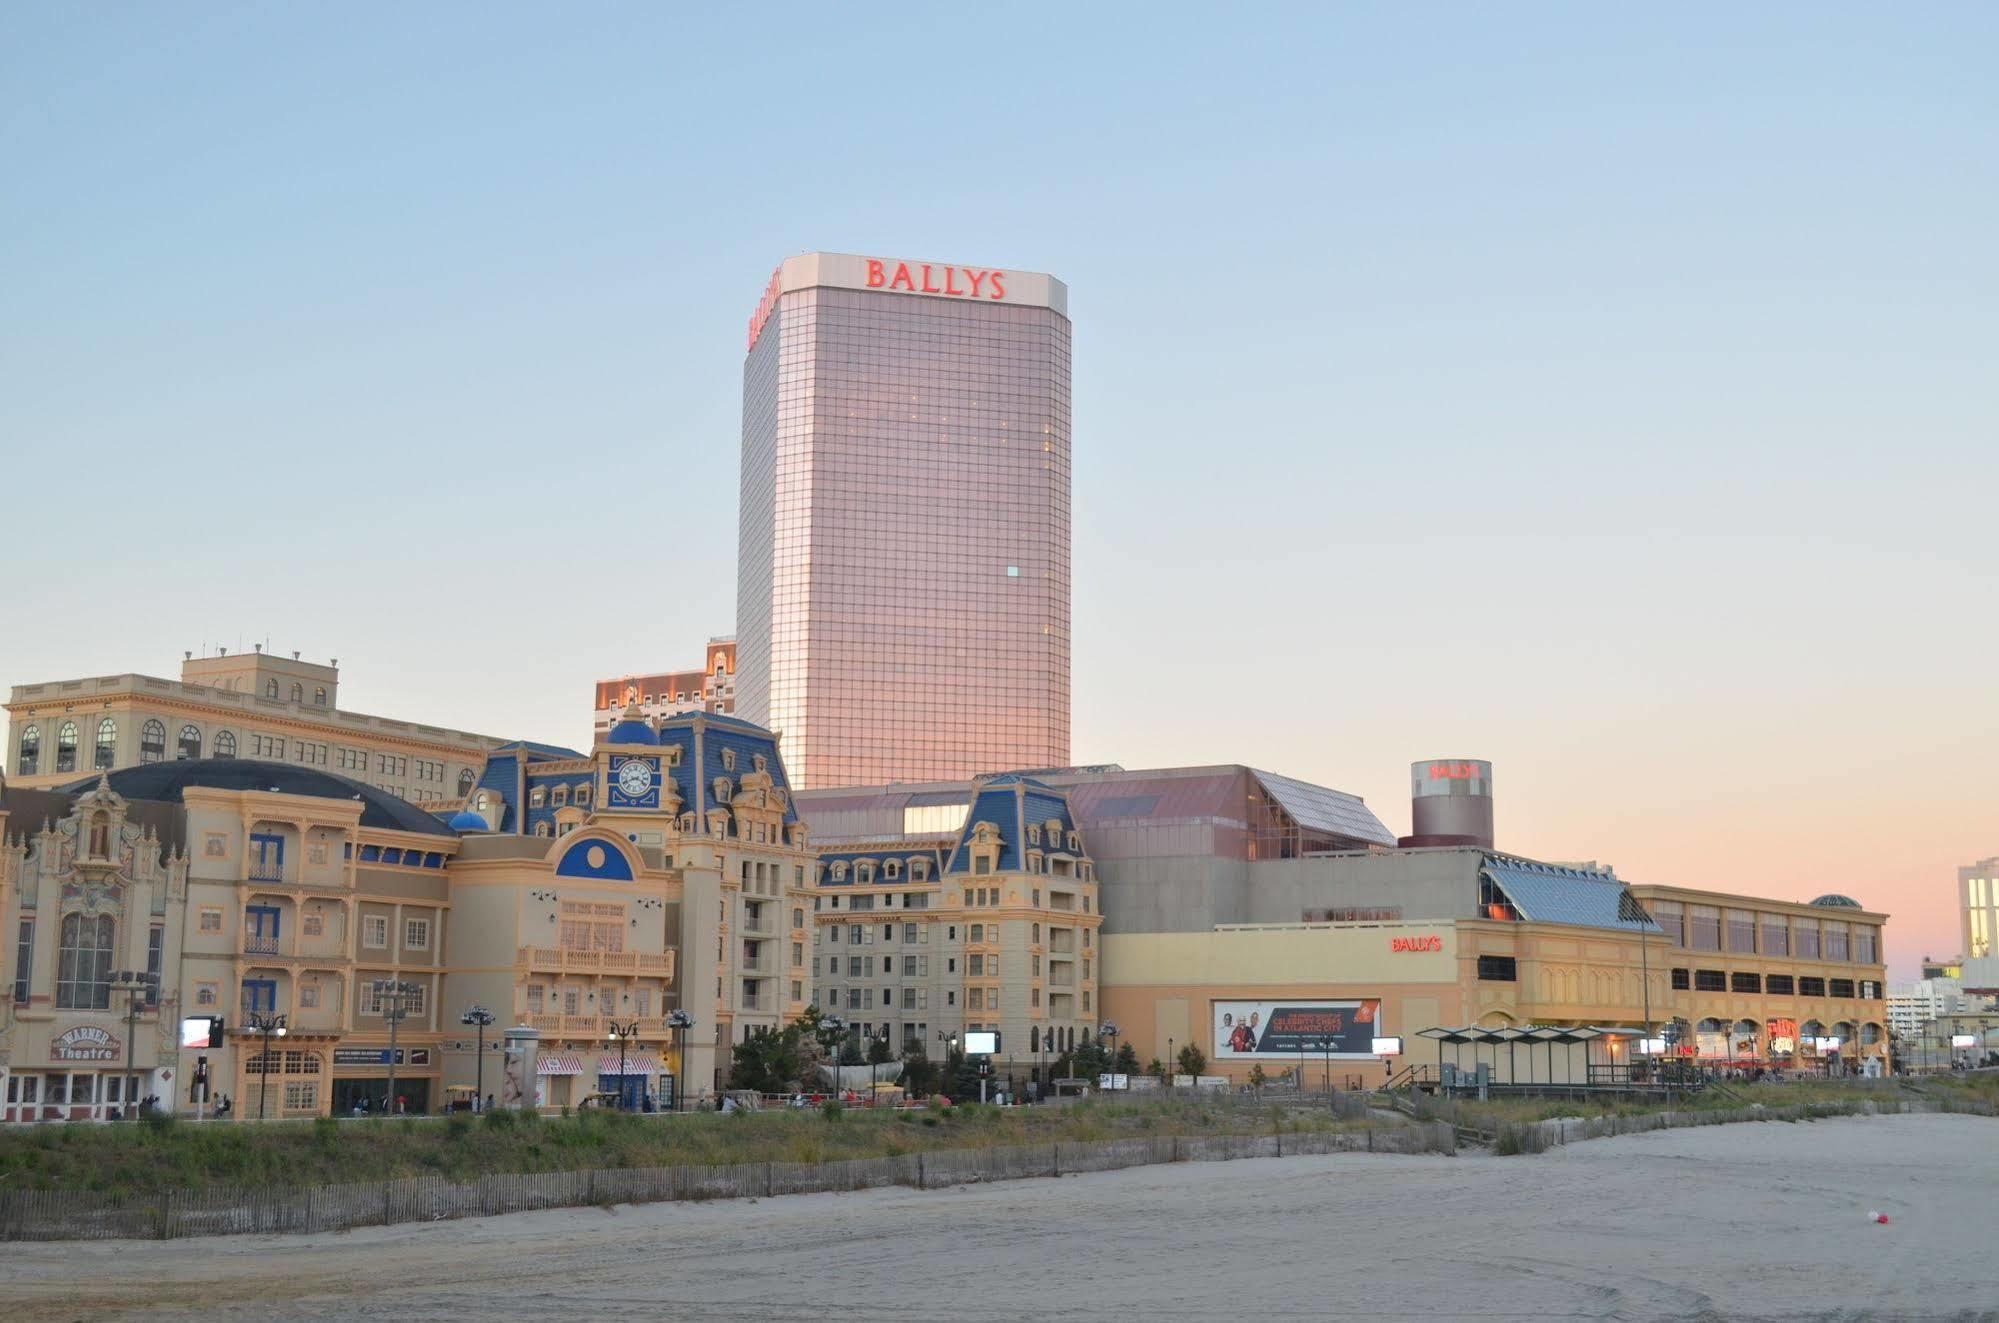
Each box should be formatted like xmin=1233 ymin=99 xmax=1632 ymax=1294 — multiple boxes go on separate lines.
xmin=864 ymin=259 xmax=1008 ymax=301
xmin=747 ymin=251 xmax=1067 ymax=352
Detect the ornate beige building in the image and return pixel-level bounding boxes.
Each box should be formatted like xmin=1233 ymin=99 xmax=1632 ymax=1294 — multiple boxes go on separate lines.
xmin=0 ymin=706 xmax=817 ymax=1121
xmin=7 ymin=648 xmax=510 ymax=806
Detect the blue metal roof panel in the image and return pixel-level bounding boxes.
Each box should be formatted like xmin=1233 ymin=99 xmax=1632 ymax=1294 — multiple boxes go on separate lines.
xmin=1480 ymin=855 xmax=1660 ymax=932
xmin=1251 ymin=769 xmax=1397 ymax=847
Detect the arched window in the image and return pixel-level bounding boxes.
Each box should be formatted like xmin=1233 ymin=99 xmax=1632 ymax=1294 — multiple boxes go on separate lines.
xmin=214 ymin=730 xmax=237 ymax=758
xmin=88 ymin=813 xmax=111 ymax=858
xmin=139 ymin=719 xmax=166 ymax=764
xmin=94 ymin=717 xmax=118 ymax=770
xmin=265 ymin=679 xmax=279 ymax=699
xmin=533 ymin=821 xmax=551 ymax=838
xmin=16 ymin=724 xmax=39 ymax=775
xmin=289 ymin=683 xmax=303 ymax=703
xmin=177 ymin=724 xmax=202 ymax=759
xmin=457 ymin=768 xmax=476 ymax=796
xmin=313 ymin=687 xmax=327 ymax=706
xmin=713 ymin=653 xmax=727 ymax=674
xmin=56 ymin=913 xmax=116 ymax=1009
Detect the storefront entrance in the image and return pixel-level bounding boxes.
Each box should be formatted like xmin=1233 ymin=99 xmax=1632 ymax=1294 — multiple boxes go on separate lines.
xmin=331 ymin=1076 xmax=433 ymax=1115
xmin=4 ymin=1070 xmax=149 ymax=1123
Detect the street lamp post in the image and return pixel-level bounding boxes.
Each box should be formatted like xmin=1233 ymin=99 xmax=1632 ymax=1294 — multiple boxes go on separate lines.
xmin=372 ymin=979 xmax=419 ymax=1116
xmin=1099 ymin=1021 xmax=1120 ymax=1091
xmin=1167 ymin=1037 xmax=1175 ymax=1090
xmin=607 ymin=1020 xmax=639 ymax=1109
xmin=1318 ymin=1036 xmax=1335 ymax=1105
xmin=461 ymin=1004 xmax=495 ymax=1112
xmin=936 ymin=1028 xmax=956 ymax=1099
xmin=246 ymin=1010 xmax=288 ymax=1121
xmin=111 ymin=970 xmax=155 ymax=1120
xmin=819 ymin=1013 xmax=847 ymax=1100
xmin=666 ymin=1009 xmax=694 ymax=1112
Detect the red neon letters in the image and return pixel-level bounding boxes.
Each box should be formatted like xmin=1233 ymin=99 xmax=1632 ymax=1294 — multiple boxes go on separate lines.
xmin=866 ymin=258 xmax=1007 ymax=301
xmin=1390 ymin=935 xmax=1443 ymax=953
xmin=745 ymin=266 xmax=782 ymax=352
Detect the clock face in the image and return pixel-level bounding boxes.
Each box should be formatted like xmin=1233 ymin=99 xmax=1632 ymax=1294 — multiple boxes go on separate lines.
xmin=616 ymin=759 xmax=654 ymax=799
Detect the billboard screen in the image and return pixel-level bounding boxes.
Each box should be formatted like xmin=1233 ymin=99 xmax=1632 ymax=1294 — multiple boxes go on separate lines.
xmin=1950 ymin=1033 xmax=1977 ymax=1049
xmin=963 ymin=1031 xmax=999 ymax=1057
xmin=1214 ymin=1001 xmax=1380 ymax=1059
xmin=179 ymin=1016 xmax=220 ymax=1050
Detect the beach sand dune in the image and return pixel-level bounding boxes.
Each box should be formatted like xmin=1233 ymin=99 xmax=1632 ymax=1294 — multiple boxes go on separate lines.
xmin=4 ymin=1112 xmax=1988 ymax=1322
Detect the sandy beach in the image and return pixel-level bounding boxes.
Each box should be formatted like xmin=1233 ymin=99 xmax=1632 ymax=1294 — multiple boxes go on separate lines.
xmin=4 ymin=1111 xmax=1989 ymax=1322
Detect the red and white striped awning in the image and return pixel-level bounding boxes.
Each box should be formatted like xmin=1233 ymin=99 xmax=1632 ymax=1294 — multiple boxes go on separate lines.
xmin=537 ymin=1055 xmax=584 ymax=1076
xmin=595 ymin=1055 xmax=660 ymax=1076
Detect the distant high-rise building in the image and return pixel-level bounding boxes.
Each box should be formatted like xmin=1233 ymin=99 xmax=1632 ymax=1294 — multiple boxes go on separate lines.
xmin=592 ymin=637 xmax=736 ymax=738
xmin=1961 ymin=856 xmax=1997 ymax=961
xmin=736 ymin=252 xmax=1072 ymax=789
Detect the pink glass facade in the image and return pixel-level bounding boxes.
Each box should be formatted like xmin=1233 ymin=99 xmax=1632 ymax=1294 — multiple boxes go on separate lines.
xmin=738 ymin=255 xmax=1071 ymax=790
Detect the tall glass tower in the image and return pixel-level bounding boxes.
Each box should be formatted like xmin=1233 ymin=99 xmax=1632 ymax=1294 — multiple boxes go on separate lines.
xmin=737 ymin=252 xmax=1071 ymax=789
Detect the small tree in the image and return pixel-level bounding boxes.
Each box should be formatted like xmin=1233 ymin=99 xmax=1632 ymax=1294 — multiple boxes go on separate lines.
xmin=901 ymin=1041 xmax=938 ymax=1096
xmin=1115 ymin=1042 xmax=1140 ymax=1074
xmin=1177 ymin=1044 xmax=1208 ymax=1079
xmin=866 ymin=1032 xmax=894 ymax=1066
xmin=838 ymin=1028 xmax=866 ymax=1066
xmin=1146 ymin=1057 xmax=1166 ymax=1082
xmin=1247 ymin=1063 xmax=1267 ymax=1094
xmin=730 ymin=1025 xmax=802 ymax=1094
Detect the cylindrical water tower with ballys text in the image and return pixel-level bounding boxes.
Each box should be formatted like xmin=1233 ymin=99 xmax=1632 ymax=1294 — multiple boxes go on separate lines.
xmin=1397 ymin=759 xmax=1494 ymax=849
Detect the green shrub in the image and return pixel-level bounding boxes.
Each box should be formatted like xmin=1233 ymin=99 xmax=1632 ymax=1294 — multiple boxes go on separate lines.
xmin=482 ymin=1107 xmax=517 ymax=1130
xmin=820 ymin=1100 xmax=844 ymax=1121
xmin=445 ymin=1112 xmax=473 ymax=1139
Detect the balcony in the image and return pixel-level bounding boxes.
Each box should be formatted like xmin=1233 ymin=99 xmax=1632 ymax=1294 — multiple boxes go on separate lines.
xmin=244 ymin=935 xmax=283 ymax=956
xmin=524 ymin=1012 xmax=683 ymax=1040
xmin=518 ymin=946 xmax=674 ymax=978
xmin=248 ymin=864 xmax=287 ymax=885
xmin=1048 ymin=932 xmax=1076 ymax=954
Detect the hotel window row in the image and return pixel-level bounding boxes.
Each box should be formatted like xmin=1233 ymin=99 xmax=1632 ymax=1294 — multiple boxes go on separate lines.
xmin=1648 ymin=902 xmax=1878 ymax=962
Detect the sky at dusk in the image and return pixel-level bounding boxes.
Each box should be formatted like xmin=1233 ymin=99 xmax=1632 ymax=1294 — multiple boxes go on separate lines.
xmin=3 ymin=6 xmax=1993 ymax=976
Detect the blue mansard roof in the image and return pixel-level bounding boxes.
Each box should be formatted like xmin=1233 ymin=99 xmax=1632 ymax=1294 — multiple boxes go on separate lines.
xmin=944 ymin=774 xmax=1086 ymax=875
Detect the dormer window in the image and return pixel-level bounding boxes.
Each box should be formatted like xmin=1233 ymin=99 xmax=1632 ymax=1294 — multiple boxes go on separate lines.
xmin=912 ymin=858 xmax=929 ymax=881
xmin=712 ymin=777 xmax=733 ymax=804
xmin=551 ymin=785 xmax=569 ymax=808
xmin=831 ymin=862 xmax=848 ymax=882
xmin=529 ymin=787 xmax=546 ymax=808
xmin=857 ymin=862 xmax=875 ymax=885
xmin=1066 ymin=831 xmax=1081 ymax=853
xmin=575 ymin=783 xmax=591 ymax=805
xmin=720 ymin=748 xmax=737 ymax=772
xmin=752 ymin=753 xmax=768 ymax=774
xmin=883 ymin=859 xmax=901 ymax=880
xmin=1027 ymin=825 xmax=1041 ymax=846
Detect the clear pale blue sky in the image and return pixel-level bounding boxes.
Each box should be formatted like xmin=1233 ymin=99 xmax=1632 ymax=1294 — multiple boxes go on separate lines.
xmin=4 ymin=5 xmax=1994 ymax=971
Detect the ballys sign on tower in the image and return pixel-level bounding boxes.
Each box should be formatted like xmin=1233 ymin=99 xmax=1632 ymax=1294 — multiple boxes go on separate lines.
xmin=864 ymin=259 xmax=1008 ymax=300
xmin=746 ymin=252 xmax=1066 ymax=352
